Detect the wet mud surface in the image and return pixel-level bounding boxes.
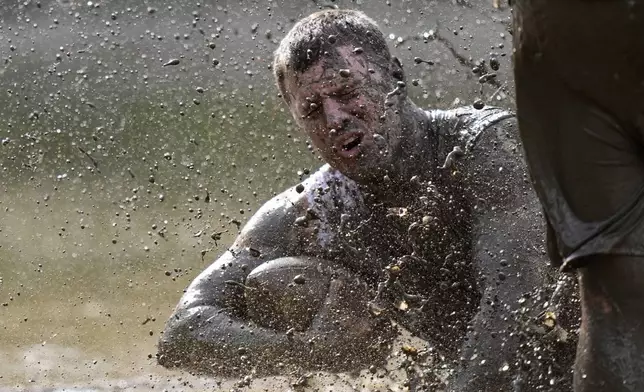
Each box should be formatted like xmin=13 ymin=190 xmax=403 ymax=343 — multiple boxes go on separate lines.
xmin=1 ymin=330 xmax=434 ymax=392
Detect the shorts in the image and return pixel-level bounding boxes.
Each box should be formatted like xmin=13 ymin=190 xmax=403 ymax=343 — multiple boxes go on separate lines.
xmin=512 ymin=0 xmax=644 ymax=270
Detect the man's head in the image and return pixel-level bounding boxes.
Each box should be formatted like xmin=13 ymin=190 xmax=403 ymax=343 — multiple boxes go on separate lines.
xmin=274 ymin=10 xmax=413 ymax=183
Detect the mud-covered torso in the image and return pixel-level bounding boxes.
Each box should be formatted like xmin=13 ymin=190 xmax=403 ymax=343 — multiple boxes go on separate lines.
xmin=276 ymin=107 xmax=514 ymax=354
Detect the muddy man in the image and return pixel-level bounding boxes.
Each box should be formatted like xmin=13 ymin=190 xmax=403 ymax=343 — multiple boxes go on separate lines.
xmin=158 ymin=9 xmax=576 ymax=391
xmin=512 ymin=1 xmax=644 ymax=391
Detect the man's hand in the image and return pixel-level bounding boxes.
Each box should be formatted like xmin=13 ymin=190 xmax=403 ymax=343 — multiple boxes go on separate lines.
xmin=306 ymin=268 xmax=396 ymax=371
xmin=244 ymin=257 xmax=396 ymax=372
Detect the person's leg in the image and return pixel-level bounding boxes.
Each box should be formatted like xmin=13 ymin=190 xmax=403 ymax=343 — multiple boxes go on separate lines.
xmin=576 ymin=256 xmax=644 ymax=391
xmin=513 ymin=1 xmax=644 ymax=390
xmin=513 ymin=0 xmax=644 ymax=231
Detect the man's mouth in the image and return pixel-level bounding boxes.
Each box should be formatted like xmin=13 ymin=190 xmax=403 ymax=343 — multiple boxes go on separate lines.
xmin=335 ymin=132 xmax=364 ymax=158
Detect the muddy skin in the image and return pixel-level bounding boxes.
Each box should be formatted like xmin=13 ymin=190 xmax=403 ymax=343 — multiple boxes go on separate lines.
xmin=159 ymin=10 xmax=577 ymax=391
xmin=513 ymin=1 xmax=644 ymax=391
xmin=576 ymin=257 xmax=644 ymax=391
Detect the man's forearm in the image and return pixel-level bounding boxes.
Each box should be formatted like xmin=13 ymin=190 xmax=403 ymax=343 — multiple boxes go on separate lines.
xmin=158 ymin=302 xmax=393 ymax=377
xmin=158 ymin=304 xmax=310 ymax=377
xmin=157 ymin=255 xmax=395 ymax=377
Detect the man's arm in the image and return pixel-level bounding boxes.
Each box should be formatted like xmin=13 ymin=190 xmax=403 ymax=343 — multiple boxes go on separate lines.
xmin=157 ymin=195 xmax=306 ymax=376
xmin=157 ymin=188 xmax=394 ymax=377
xmin=448 ymin=117 xmax=560 ymax=391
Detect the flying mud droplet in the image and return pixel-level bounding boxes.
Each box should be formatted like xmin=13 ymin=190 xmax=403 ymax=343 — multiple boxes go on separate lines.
xmin=473 ymin=99 xmax=485 ymax=110
xmin=294 ymin=216 xmax=308 ymax=227
xmin=386 ymin=84 xmax=404 ymax=99
xmin=479 ymin=73 xmax=497 ymax=84
xmin=339 ymin=69 xmax=351 ymax=78
xmin=438 ymin=146 xmax=464 ymax=170
xmin=382 ymin=83 xmax=405 ymax=113
xmin=413 ymin=57 xmax=434 ymax=65
xmin=401 ymin=344 xmax=419 ymax=357
xmin=373 ymin=133 xmax=387 ymax=150
xmin=489 ymin=56 xmax=500 ymax=71
xmin=163 ymin=59 xmax=180 ymax=67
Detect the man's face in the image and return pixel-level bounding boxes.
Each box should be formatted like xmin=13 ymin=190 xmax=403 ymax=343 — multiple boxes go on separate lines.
xmin=285 ymin=46 xmax=403 ymax=181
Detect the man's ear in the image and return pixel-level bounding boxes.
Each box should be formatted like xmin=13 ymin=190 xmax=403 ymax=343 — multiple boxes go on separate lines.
xmin=391 ymin=56 xmax=405 ymax=82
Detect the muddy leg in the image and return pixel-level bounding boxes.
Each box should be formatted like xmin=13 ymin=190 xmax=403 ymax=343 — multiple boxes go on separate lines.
xmin=576 ymin=256 xmax=644 ymax=392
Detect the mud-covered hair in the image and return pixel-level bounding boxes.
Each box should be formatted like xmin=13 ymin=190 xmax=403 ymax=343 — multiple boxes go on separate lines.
xmin=273 ymin=9 xmax=391 ymax=104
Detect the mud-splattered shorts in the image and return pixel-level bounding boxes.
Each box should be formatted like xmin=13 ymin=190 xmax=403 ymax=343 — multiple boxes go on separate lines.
xmin=512 ymin=0 xmax=644 ymax=270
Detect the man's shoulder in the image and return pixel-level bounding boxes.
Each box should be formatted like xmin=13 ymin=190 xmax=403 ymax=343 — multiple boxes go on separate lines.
xmin=424 ymin=105 xmax=528 ymax=206
xmin=427 ymin=105 xmax=516 ymax=152
xmin=456 ymin=110 xmax=532 ymax=211
xmin=265 ymin=164 xmax=363 ymax=211
xmin=426 ymin=106 xmax=519 ymax=182
xmin=297 ymin=164 xmax=365 ymax=210
xmin=240 ymin=164 xmax=366 ymax=250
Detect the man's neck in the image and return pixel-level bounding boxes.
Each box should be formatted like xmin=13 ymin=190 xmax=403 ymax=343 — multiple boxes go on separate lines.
xmin=363 ymin=101 xmax=435 ymax=206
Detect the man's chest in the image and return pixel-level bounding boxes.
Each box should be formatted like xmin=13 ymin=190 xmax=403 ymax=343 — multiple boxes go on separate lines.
xmin=296 ymin=177 xmax=476 ymax=290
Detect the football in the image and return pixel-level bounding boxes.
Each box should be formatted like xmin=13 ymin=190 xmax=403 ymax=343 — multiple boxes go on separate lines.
xmin=244 ymin=256 xmax=334 ymax=332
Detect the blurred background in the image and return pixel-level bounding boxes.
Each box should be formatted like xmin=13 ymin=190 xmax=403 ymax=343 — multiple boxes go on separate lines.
xmin=0 ymin=0 xmax=513 ymax=390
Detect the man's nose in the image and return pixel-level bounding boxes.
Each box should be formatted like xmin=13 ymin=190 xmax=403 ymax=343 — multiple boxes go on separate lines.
xmin=322 ymin=99 xmax=352 ymax=130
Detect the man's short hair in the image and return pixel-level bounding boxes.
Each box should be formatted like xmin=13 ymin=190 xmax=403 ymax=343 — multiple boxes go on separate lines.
xmin=273 ymin=9 xmax=391 ymax=104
